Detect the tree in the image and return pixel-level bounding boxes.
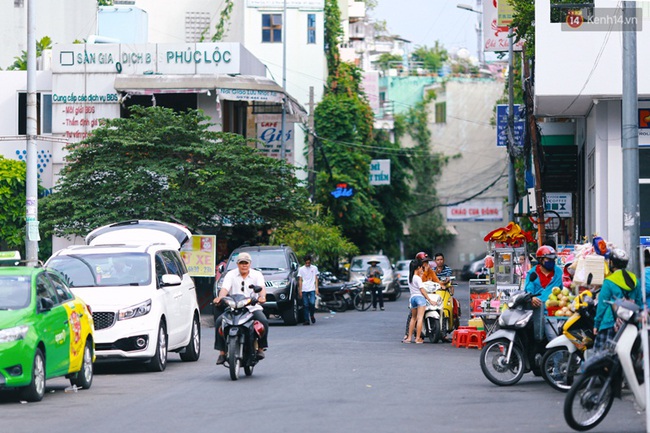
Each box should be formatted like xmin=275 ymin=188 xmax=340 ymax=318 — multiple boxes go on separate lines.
xmin=411 ymin=42 xmax=448 ymax=74
xmin=0 ymin=157 xmax=27 ymax=252
xmin=271 ymin=210 xmax=359 ymax=274
xmin=375 ymin=53 xmax=402 ymax=71
xmin=40 ymin=106 xmax=310 ymax=238
xmin=6 ymin=36 xmax=52 ymax=71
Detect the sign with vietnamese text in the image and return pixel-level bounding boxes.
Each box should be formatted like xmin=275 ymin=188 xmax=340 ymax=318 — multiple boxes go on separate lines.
xmin=369 ymin=159 xmax=390 ymax=185
xmin=496 ymin=104 xmax=524 ymax=147
xmin=331 ymin=183 xmax=354 ymax=198
xmin=256 ymin=120 xmax=294 ymax=163
xmin=180 ymin=235 xmax=216 ymax=277
xmin=545 ymin=192 xmax=572 ymax=218
xmin=446 ymin=198 xmax=503 ymax=221
xmin=483 ymin=0 xmax=524 ymax=52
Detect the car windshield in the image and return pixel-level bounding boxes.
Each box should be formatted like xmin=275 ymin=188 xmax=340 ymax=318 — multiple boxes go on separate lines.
xmin=0 ymin=276 xmax=31 ymax=310
xmin=226 ymin=250 xmax=288 ymax=271
xmin=350 ymin=257 xmax=391 ymax=272
xmin=396 ymin=261 xmax=409 ymax=271
xmin=47 ymin=253 xmax=152 ymax=287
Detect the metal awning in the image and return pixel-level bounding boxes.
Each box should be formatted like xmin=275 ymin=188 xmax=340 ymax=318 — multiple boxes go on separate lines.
xmin=113 ymin=74 xmax=307 ymax=122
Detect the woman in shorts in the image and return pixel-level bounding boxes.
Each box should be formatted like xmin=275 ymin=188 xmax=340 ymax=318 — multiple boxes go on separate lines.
xmin=404 ymin=259 xmax=436 ymax=344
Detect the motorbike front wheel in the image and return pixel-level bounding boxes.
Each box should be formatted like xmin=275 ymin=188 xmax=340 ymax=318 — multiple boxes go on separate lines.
xmin=353 ymin=291 xmax=371 ymax=311
xmin=564 ymin=371 xmax=614 ymax=431
xmin=541 ymin=347 xmax=581 ymax=392
xmin=428 ymin=317 xmax=441 ymax=344
xmin=228 ymin=338 xmax=241 ymax=381
xmin=480 ymin=338 xmax=525 ymax=386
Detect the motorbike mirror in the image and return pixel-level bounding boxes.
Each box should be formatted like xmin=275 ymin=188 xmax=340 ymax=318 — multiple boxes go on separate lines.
xmin=249 ymin=284 xmax=264 ymax=293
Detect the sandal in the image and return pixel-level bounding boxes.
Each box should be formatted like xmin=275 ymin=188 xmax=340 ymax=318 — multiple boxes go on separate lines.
xmin=415 ymin=339 xmax=424 ymax=344
xmin=401 ymin=338 xmax=411 ymax=344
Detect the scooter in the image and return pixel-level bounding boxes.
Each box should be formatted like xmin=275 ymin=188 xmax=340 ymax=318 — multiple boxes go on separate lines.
xmin=217 ymin=285 xmax=265 ymax=381
xmin=317 ymin=278 xmax=360 ymax=312
xmin=479 ymin=291 xmax=548 ymax=386
xmin=563 ymin=299 xmax=646 ymax=431
xmin=541 ymin=289 xmax=596 ymax=392
xmin=422 ymin=278 xmax=459 ymax=343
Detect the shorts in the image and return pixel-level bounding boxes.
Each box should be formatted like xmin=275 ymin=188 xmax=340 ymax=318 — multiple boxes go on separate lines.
xmin=410 ymin=295 xmax=427 ymax=309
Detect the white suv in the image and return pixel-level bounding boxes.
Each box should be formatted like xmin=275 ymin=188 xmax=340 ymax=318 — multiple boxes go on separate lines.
xmin=46 ymin=220 xmax=201 ymax=371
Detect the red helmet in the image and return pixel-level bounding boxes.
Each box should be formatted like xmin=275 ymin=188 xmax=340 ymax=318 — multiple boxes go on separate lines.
xmin=536 ymin=245 xmax=557 ymax=259
xmin=415 ymin=252 xmax=430 ymax=261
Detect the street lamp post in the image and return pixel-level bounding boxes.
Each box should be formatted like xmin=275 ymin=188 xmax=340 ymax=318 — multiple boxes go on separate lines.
xmin=457 ymin=2 xmax=484 ymax=65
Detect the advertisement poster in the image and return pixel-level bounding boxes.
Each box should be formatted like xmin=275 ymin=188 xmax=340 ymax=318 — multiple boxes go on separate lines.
xmin=446 ymin=198 xmax=503 ymax=221
xmin=180 ymin=235 xmax=216 ymax=277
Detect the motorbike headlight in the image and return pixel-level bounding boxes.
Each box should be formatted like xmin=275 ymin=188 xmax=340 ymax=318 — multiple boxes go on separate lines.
xmin=613 ymin=303 xmax=635 ymax=321
xmin=224 ymin=297 xmax=250 ymax=309
xmin=514 ymin=311 xmax=534 ymax=327
xmin=118 ymin=299 xmax=152 ymax=321
xmin=0 ymin=325 xmax=29 ymax=343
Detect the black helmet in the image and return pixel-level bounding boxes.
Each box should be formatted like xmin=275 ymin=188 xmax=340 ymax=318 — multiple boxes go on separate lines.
xmin=609 ymin=248 xmax=629 ymax=270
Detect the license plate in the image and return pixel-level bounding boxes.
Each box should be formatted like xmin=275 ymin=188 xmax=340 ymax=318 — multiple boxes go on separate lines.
xmin=343 ymin=293 xmax=351 ymax=300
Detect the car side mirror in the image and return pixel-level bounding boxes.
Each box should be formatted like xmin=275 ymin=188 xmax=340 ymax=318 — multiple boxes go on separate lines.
xmin=291 ymin=262 xmax=298 ymax=272
xmin=39 ymin=297 xmax=55 ymax=312
xmin=160 ymin=274 xmax=182 ymax=287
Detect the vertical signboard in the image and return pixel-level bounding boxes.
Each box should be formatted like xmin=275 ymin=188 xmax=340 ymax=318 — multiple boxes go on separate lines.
xmin=369 ymin=159 xmax=390 ymax=185
xmin=483 ymin=0 xmax=524 ymax=52
xmin=180 ymin=235 xmax=217 ymax=277
xmin=256 ymin=120 xmax=294 ymax=163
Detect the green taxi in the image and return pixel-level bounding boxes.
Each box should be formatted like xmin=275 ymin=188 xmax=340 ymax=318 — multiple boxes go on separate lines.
xmin=0 ymin=252 xmax=95 ymax=402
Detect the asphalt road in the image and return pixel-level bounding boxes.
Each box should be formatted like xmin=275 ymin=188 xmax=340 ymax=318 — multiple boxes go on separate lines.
xmin=0 ymin=282 xmax=646 ymax=433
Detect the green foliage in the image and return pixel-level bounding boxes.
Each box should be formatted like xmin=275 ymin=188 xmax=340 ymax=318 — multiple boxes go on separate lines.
xmin=510 ymin=0 xmax=535 ymax=59
xmin=404 ymin=99 xmax=454 ymax=254
xmin=271 ymin=210 xmax=359 ymax=273
xmin=7 ymin=36 xmax=52 ymax=71
xmin=40 ymin=106 xmax=310 ymax=238
xmin=0 ymin=157 xmax=27 ymax=252
xmin=209 ymin=0 xmax=234 ymax=42
xmin=375 ymin=53 xmax=402 ymax=71
xmin=324 ymin=0 xmax=343 ymax=75
xmin=98 ymin=0 xmax=113 ymax=5
xmin=411 ymin=42 xmax=448 ymax=73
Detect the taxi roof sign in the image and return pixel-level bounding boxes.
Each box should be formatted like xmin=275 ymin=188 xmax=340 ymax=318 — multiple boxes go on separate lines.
xmin=0 ymin=251 xmax=21 ymax=261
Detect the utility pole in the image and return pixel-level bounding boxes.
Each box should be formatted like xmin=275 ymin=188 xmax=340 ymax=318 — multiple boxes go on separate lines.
xmin=25 ymin=0 xmax=39 ymax=264
xmin=506 ymin=27 xmax=516 ymax=223
xmin=280 ymin=0 xmax=288 ymax=161
xmin=307 ymin=86 xmax=315 ymax=201
xmin=622 ymin=1 xmax=640 ymax=275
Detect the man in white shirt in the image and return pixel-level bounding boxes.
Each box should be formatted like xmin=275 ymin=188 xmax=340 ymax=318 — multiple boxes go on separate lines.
xmin=213 ymin=252 xmax=268 ymax=364
xmin=298 ymin=254 xmax=319 ymax=325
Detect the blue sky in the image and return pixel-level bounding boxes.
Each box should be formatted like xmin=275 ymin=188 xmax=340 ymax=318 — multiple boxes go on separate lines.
xmin=370 ymin=0 xmax=483 ymax=58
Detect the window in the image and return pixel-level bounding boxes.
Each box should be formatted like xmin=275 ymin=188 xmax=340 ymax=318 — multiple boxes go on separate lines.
xmin=307 ymin=14 xmax=316 ymax=44
xmin=48 ymin=272 xmax=74 ymax=301
xmin=435 ymin=102 xmax=446 ymax=124
xmin=18 ymin=92 xmax=52 ymax=135
xmin=161 ymin=251 xmax=184 ymax=277
xmin=262 ymin=13 xmax=282 ymax=43
xmin=37 ymin=274 xmax=61 ymax=305
xmin=185 ymin=11 xmax=210 ymax=42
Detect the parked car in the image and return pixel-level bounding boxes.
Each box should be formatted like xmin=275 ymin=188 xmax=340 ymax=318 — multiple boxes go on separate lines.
xmin=461 ymin=254 xmax=488 ymax=281
xmin=0 ymin=251 xmax=95 ymax=402
xmin=46 ymin=220 xmax=201 ymax=372
xmin=348 ymin=255 xmax=400 ymax=301
xmin=215 ymin=245 xmax=302 ymax=325
xmin=395 ymin=260 xmax=410 ymax=291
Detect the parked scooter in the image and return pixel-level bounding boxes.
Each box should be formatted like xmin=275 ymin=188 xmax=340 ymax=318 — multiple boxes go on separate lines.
xmin=421 ymin=278 xmax=459 ymax=343
xmin=541 ymin=289 xmax=596 ymax=392
xmin=479 ymin=291 xmax=548 ymax=386
xmin=317 ymin=273 xmax=360 ymax=312
xmin=216 ymin=285 xmax=265 ymax=381
xmin=563 ymin=299 xmax=646 ymax=431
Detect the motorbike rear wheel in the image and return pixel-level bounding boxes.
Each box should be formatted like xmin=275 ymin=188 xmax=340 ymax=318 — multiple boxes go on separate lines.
xmin=480 ymin=338 xmax=525 ymax=386
xmin=228 ymin=338 xmax=241 ymax=381
xmin=564 ymin=370 xmax=614 ymax=431
xmin=541 ymin=347 xmax=581 ymax=392
xmin=332 ymin=299 xmax=348 ymax=313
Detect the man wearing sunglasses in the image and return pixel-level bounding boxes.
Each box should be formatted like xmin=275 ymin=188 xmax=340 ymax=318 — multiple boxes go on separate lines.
xmin=213 ymin=252 xmax=268 ymax=365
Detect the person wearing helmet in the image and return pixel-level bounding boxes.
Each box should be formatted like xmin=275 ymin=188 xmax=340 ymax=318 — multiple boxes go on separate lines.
xmin=524 ymin=245 xmax=564 ymax=341
xmin=593 ymin=248 xmax=643 ymax=351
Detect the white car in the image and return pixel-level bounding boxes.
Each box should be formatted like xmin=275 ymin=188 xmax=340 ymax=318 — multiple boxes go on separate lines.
xmin=46 ymin=220 xmax=201 ymax=371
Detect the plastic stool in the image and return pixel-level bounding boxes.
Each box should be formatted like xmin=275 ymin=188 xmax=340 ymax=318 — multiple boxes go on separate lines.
xmin=452 ymin=329 xmax=470 ymax=348
xmin=466 ymin=329 xmax=487 ymax=349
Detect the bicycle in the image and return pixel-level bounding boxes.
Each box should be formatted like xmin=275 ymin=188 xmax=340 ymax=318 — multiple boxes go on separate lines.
xmin=353 ymin=283 xmax=373 ymax=311
xmin=528 ymin=209 xmax=562 ymax=234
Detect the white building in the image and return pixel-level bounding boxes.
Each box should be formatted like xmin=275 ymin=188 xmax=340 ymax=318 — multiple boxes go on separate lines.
xmin=534 ymin=0 xmax=650 ymax=249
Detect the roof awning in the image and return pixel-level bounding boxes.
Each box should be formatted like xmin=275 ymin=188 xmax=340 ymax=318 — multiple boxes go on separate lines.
xmin=113 ymin=74 xmax=307 ymax=123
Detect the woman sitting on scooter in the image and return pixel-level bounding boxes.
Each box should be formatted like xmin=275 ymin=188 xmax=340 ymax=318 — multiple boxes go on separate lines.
xmin=524 ymin=245 xmax=564 ymax=341
xmin=403 ymin=259 xmax=437 ymax=344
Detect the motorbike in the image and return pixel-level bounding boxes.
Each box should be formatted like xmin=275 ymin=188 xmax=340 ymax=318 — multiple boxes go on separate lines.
xmin=563 ymin=299 xmax=646 ymax=431
xmin=317 ymin=273 xmax=360 ymax=312
xmin=541 ymin=289 xmax=596 ymax=392
xmin=421 ymin=278 xmax=459 ymax=343
xmin=479 ymin=291 xmax=548 ymax=386
xmin=217 ymin=285 xmax=265 ymax=381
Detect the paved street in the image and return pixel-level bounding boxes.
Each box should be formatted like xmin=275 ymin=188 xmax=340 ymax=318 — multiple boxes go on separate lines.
xmin=0 ymin=282 xmax=646 ymax=433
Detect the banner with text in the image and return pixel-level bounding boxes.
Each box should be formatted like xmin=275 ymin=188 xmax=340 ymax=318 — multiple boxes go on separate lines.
xmin=180 ymin=235 xmax=216 ymax=277
xmin=446 ymin=198 xmax=504 ymax=221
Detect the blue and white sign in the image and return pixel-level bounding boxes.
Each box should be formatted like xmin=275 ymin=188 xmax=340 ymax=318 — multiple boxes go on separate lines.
xmin=496 ymin=104 xmax=525 ymax=147
xmin=369 ymin=159 xmax=390 ymax=185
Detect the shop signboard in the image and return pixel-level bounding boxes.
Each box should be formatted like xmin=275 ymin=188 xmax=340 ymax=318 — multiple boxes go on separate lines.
xmin=545 ymin=192 xmax=572 ymax=218
xmin=446 ymin=198 xmax=503 ymax=221
xmin=180 ymin=235 xmax=216 ymax=277
xmin=496 ymin=104 xmax=524 ymax=147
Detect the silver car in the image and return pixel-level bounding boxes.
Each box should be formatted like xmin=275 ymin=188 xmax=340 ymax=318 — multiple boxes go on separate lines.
xmin=348 ymin=255 xmax=401 ymax=301
xmin=395 ymin=260 xmax=410 ymax=291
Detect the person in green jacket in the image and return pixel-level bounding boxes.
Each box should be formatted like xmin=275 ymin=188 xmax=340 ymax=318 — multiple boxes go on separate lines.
xmin=593 ymin=248 xmax=643 ymax=351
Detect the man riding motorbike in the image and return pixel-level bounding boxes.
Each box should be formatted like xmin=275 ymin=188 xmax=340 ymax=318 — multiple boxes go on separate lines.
xmin=434 ymin=253 xmax=460 ymax=329
xmin=213 ymin=252 xmax=268 ymax=365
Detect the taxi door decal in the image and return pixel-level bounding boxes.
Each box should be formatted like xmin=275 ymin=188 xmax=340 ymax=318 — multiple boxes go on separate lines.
xmin=63 ymin=302 xmax=84 ymax=373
